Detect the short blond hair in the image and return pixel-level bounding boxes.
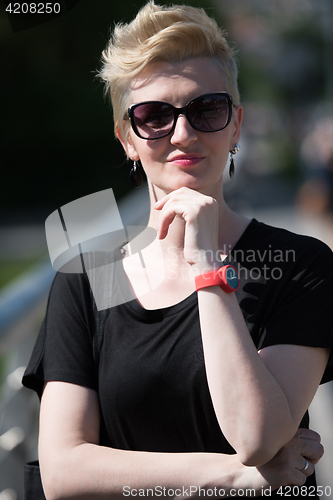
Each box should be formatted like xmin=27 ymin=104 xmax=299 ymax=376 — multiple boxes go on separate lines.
xmin=98 ymin=1 xmax=240 ymax=142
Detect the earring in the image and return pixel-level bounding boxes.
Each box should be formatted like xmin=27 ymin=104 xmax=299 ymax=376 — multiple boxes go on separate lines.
xmin=129 ymin=160 xmax=144 ymax=188
xmin=229 ymin=143 xmax=240 ymax=179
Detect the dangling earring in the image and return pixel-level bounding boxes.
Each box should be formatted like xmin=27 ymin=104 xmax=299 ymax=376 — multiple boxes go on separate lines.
xmin=129 ymin=160 xmax=143 ymax=188
xmin=229 ymin=143 xmax=240 ymax=178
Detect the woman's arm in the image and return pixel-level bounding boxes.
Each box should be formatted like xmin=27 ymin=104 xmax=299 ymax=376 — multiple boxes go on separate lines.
xmin=155 ymin=187 xmax=331 ymax=466
xmin=39 ymin=381 xmax=322 ymax=500
xmin=197 ymin=286 xmax=330 ymax=465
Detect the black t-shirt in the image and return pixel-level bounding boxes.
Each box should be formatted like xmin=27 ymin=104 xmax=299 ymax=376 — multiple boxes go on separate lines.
xmin=23 ymin=219 xmax=333 ymax=498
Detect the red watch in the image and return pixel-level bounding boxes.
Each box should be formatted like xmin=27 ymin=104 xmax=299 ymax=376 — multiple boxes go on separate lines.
xmin=195 ymin=265 xmax=240 ymax=293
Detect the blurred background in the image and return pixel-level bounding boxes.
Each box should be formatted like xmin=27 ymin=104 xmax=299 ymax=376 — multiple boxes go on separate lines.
xmin=0 ymin=0 xmax=332 ymax=498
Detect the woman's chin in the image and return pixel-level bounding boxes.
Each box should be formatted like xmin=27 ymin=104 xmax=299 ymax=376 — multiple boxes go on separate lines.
xmin=150 ymin=173 xmax=223 ymax=196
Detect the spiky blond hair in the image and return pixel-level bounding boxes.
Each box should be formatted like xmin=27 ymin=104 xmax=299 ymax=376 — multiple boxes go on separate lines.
xmin=98 ymin=1 xmax=239 ymax=142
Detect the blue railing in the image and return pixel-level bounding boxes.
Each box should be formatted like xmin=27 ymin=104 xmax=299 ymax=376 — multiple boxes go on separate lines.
xmin=0 ymin=261 xmax=56 ymax=338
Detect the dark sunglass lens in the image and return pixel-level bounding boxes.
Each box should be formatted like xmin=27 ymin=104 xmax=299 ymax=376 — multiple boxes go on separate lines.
xmin=188 ymin=94 xmax=230 ymax=132
xmin=133 ymin=102 xmax=174 ymax=139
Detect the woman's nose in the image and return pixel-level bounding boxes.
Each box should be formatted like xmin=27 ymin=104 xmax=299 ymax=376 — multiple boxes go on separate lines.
xmin=170 ymin=114 xmax=198 ymax=147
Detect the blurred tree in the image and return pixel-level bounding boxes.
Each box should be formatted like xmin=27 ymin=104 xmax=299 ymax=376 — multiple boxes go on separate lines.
xmin=214 ymin=0 xmax=332 ymax=188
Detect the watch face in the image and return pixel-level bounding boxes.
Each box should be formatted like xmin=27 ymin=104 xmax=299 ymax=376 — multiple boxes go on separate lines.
xmin=225 ymin=266 xmax=239 ymax=290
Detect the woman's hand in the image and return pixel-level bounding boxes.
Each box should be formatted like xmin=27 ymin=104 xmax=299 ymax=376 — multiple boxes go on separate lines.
xmin=154 ymin=187 xmax=220 ymax=272
xmin=251 ymin=428 xmax=324 ymax=493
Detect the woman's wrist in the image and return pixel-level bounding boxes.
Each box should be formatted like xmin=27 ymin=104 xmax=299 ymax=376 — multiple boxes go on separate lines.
xmin=191 ymin=453 xmax=257 ymax=498
xmin=190 ymin=258 xmax=222 ymax=277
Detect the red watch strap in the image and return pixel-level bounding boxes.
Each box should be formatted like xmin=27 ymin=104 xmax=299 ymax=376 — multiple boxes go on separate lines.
xmin=195 ymin=269 xmax=223 ymax=290
xmin=195 ymin=265 xmax=239 ymax=293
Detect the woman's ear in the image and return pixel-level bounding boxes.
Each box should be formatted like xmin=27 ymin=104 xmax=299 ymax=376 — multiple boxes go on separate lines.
xmin=116 ymin=123 xmax=139 ymax=161
xmin=232 ymin=105 xmax=243 ymax=144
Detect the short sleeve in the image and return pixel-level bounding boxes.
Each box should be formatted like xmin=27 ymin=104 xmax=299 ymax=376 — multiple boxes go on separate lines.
xmin=260 ymin=238 xmax=333 ymax=384
xmin=22 ymin=272 xmax=97 ymax=399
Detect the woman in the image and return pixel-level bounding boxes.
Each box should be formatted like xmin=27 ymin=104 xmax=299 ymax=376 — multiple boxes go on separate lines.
xmin=23 ymin=1 xmax=333 ymax=498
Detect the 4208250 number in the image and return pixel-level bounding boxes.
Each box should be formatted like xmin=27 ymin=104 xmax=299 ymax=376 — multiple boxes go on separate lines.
xmin=5 ymin=3 xmax=61 ymax=14
xmin=276 ymin=485 xmax=332 ymax=497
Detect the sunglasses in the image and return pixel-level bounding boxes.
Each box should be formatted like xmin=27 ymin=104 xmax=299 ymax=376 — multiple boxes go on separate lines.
xmin=127 ymin=92 xmax=233 ymax=140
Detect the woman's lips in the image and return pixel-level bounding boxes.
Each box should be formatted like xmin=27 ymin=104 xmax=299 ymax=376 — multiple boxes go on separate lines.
xmin=168 ymin=155 xmax=204 ymax=166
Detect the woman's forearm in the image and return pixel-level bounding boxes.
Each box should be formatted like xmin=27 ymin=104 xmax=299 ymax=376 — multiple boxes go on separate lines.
xmin=196 ymin=285 xmax=296 ymax=466
xmin=41 ymin=445 xmax=249 ymax=500
xmin=41 ymin=429 xmax=322 ymax=500
xmin=39 ymin=381 xmax=322 ymax=500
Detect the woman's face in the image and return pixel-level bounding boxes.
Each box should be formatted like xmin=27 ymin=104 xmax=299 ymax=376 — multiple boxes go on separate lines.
xmin=119 ymin=57 xmax=242 ymax=197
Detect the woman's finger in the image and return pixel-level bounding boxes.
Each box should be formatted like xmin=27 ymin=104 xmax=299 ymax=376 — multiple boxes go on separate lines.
xmin=157 ymin=201 xmax=189 ymax=239
xmin=299 ymin=441 xmax=324 ymax=465
xmin=291 ymin=467 xmax=313 ymax=487
xmin=296 ymin=428 xmax=321 ymax=443
xmin=296 ymin=456 xmax=315 ymax=478
xmin=154 ymin=187 xmax=191 ymax=211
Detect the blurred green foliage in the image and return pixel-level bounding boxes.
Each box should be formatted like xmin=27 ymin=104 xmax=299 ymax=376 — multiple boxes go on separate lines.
xmin=0 ymin=257 xmax=45 ymax=289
